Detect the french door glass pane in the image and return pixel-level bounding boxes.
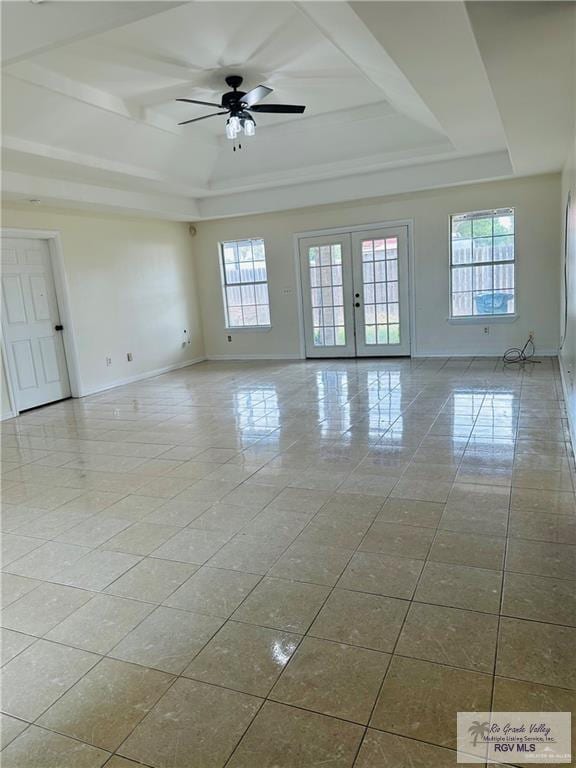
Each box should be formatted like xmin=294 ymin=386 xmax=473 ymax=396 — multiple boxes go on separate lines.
xmin=362 ymin=237 xmax=400 ymax=346
xmin=308 ymin=244 xmax=346 ymax=346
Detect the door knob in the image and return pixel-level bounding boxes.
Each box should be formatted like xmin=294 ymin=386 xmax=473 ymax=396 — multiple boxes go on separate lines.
xmin=54 ymin=325 xmax=64 ymax=331
xmin=354 ymin=302 xmax=360 ymax=308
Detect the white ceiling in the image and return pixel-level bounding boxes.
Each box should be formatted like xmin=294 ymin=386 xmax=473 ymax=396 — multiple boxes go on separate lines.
xmin=2 ymin=1 xmax=574 ymax=220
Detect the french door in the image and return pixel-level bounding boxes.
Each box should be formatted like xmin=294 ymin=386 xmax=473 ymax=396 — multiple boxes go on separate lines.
xmin=298 ymin=225 xmax=410 ymax=357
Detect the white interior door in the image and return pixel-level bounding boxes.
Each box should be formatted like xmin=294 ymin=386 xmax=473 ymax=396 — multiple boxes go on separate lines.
xmin=352 ymin=227 xmax=411 ymax=356
xmin=299 ymin=234 xmax=356 ymax=357
xmin=1 ymin=237 xmax=71 ymax=411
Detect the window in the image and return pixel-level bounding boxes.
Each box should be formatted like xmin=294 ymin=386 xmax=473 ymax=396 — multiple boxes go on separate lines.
xmin=450 ymin=208 xmax=515 ymax=317
xmin=220 ymin=238 xmax=271 ymax=328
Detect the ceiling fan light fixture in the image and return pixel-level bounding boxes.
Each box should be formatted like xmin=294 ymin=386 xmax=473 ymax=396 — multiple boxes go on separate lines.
xmin=225 ymin=118 xmax=237 ymax=140
xmin=243 ymin=118 xmax=255 ymax=137
xmin=229 ymin=115 xmax=241 ymax=133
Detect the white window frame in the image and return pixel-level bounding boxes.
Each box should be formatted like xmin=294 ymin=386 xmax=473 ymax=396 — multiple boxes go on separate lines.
xmin=449 ymin=207 xmax=516 ymax=321
xmin=219 ymin=238 xmax=271 ymax=330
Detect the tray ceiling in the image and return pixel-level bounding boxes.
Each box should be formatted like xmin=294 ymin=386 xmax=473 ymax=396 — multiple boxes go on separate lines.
xmin=2 ymin=1 xmax=574 ymax=219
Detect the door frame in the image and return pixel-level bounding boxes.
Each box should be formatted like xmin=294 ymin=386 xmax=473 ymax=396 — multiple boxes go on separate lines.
xmin=1 ymin=228 xmax=82 ymax=416
xmin=293 ymin=219 xmax=416 ymax=359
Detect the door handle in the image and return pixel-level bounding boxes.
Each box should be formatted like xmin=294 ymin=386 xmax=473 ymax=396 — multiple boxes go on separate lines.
xmin=54 ymin=325 xmax=64 ymax=331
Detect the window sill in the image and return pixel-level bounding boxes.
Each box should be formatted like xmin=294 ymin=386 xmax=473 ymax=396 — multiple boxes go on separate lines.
xmin=447 ymin=315 xmax=518 ymax=325
xmin=225 ymin=326 xmax=272 ymax=333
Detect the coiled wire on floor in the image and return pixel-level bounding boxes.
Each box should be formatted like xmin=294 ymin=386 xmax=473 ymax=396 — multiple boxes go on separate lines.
xmin=503 ymin=336 xmax=540 ymax=365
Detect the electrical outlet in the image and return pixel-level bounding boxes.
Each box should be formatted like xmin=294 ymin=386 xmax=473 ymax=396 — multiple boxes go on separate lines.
xmin=227 ymin=335 xmax=232 ymax=342
xmin=127 ymin=353 xmax=133 ymax=362
xmin=106 ymin=357 xmax=112 ymax=367
xmin=528 ymin=331 xmax=534 ymax=341
xmin=483 ymin=327 xmax=490 ymax=335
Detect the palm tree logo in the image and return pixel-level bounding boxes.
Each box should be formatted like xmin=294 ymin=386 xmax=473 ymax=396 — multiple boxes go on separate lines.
xmin=468 ymin=721 xmax=490 ymax=746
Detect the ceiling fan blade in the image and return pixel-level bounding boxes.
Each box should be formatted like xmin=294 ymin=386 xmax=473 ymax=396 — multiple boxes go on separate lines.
xmin=176 ymin=98 xmax=222 ymax=108
xmin=249 ymin=104 xmax=306 ymax=114
xmin=178 ymin=111 xmax=227 ymax=126
xmin=241 ymin=85 xmax=272 ymax=108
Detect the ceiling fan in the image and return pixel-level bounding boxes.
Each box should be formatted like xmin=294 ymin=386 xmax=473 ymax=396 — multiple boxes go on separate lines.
xmin=176 ymin=75 xmax=306 ymax=143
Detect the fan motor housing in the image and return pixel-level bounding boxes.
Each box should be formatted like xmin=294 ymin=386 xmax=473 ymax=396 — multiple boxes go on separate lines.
xmin=225 ymin=75 xmax=243 ymax=89
xmin=222 ymin=90 xmax=246 ymax=111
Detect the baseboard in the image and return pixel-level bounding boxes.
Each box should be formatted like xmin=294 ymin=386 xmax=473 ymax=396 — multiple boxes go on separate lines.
xmin=209 ymin=350 xmax=559 ymax=361
xmin=1 ymin=409 xmax=17 ymax=422
xmin=206 ymin=353 xmax=303 ymax=361
xmin=412 ymin=348 xmax=559 ymax=358
xmin=77 ymin=356 xmax=206 ymax=397
xmin=559 ymin=354 xmax=576 ymax=450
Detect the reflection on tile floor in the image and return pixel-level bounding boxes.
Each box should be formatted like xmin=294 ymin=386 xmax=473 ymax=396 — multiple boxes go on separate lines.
xmin=1 ymin=357 xmax=575 ymax=767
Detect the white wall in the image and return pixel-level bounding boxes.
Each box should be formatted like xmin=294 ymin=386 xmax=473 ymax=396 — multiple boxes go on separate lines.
xmin=194 ymin=174 xmax=560 ymax=359
xmin=560 ymin=136 xmax=576 ymax=432
xmin=558 ymin=4 xmax=576 ymax=437
xmin=2 ymin=206 xmax=204 ymax=405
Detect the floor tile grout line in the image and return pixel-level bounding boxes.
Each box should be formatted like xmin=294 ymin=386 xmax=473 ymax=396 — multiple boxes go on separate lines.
xmin=356 ymin=390 xmax=486 ymax=726
xmin=489 ymin=402 xmax=518 ymax=718
xmin=5 ymin=498 xmax=575 ymax=556
xmin=219 ymin=462 xmax=398 ymax=766
xmin=5 ymin=458 xmax=384 ymax=760
xmin=356 ymin=388 xmax=490 ymax=761
xmin=2 ymin=356 xmax=572 ymax=764
xmin=353 ymin=395 xmax=483 ymax=757
xmin=5 ymin=577 xmax=576 ymax=680
xmin=7 ymin=561 xmax=576 ymax=696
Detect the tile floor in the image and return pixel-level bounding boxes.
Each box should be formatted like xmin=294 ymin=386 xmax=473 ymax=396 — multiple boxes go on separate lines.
xmin=1 ymin=356 xmax=576 ymax=767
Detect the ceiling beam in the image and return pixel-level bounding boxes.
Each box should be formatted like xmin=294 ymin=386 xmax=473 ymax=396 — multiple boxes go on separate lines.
xmin=349 ymin=1 xmax=507 ymax=155
xmin=198 ymin=151 xmax=514 ymax=220
xmin=6 ymin=62 xmax=133 ymax=118
xmin=2 ymin=171 xmax=200 ymax=221
xmin=296 ymin=1 xmax=444 ymax=134
xmin=208 ymin=141 xmax=456 ymax=195
xmin=5 ymin=63 xmax=185 ymax=137
xmin=2 ymin=136 xmax=209 ymax=197
xmin=465 ymin=1 xmax=575 ymax=174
